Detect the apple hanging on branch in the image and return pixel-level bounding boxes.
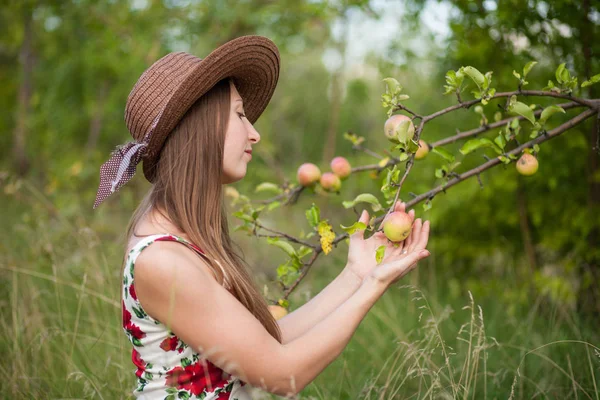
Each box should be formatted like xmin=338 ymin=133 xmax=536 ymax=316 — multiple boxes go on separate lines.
xmin=228 ymin=63 xmax=600 ymax=307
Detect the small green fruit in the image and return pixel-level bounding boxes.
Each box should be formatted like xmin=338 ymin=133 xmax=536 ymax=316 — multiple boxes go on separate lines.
xmin=415 ymin=140 xmax=429 ymax=160
xmin=516 ymin=153 xmax=538 ymax=176
xmin=382 ymin=211 xmax=412 ymax=242
xmin=320 ymin=172 xmax=342 ymax=192
xmin=297 ymin=163 xmax=321 ymax=186
xmin=384 ymin=114 xmax=415 ymax=144
xmin=330 ymin=156 xmax=352 ymax=180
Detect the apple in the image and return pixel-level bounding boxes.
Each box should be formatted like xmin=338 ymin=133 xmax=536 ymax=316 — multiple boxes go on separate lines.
xmin=330 ymin=156 xmax=352 ymax=180
xmin=382 ymin=211 xmax=413 ymax=242
xmin=415 ymin=140 xmax=429 ymax=160
xmin=320 ymin=172 xmax=342 ymax=192
xmin=268 ymin=305 xmax=288 ymax=320
xmin=516 ymin=153 xmax=538 ymax=176
xmin=297 ymin=163 xmax=321 ymax=186
xmin=384 ymin=114 xmax=415 ymax=144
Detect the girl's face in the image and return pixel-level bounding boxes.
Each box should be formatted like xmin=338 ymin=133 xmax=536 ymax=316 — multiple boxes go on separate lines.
xmin=222 ymin=81 xmax=261 ymax=184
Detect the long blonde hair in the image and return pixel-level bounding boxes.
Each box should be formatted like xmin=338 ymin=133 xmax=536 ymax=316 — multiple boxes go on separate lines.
xmin=124 ymin=78 xmax=282 ymax=342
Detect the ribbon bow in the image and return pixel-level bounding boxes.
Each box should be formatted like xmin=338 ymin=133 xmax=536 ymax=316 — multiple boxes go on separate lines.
xmin=93 ymin=141 xmax=148 ymax=209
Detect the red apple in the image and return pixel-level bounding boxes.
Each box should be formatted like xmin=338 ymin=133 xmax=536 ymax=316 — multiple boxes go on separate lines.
xmin=415 ymin=140 xmax=429 ymax=159
xmin=330 ymin=156 xmax=352 ymax=180
xmin=516 ymin=153 xmax=538 ymax=176
xmin=384 ymin=114 xmax=415 ymax=144
xmin=382 ymin=211 xmax=413 ymax=242
xmin=297 ymin=163 xmax=321 ymax=186
xmin=320 ymin=172 xmax=342 ymax=192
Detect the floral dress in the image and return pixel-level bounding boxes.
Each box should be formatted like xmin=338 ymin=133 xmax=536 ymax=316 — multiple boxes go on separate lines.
xmin=122 ymin=233 xmax=252 ymax=400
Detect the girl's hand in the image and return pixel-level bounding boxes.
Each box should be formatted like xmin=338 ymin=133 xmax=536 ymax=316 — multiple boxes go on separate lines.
xmin=345 ymin=201 xmax=430 ymax=284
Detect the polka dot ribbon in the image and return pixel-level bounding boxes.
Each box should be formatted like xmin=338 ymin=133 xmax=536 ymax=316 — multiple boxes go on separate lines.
xmin=93 ymin=140 xmax=148 ymax=209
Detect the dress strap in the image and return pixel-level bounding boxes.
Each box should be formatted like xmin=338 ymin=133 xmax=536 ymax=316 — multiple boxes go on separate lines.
xmin=129 ymin=233 xmax=232 ymax=290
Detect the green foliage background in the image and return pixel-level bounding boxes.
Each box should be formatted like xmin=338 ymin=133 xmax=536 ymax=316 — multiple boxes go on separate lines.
xmin=1 ymin=0 xmax=599 ymax=398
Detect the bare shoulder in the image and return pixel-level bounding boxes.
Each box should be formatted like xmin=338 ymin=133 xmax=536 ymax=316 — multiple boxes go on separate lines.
xmin=132 ymin=240 xmax=223 ymax=319
xmin=134 ymin=239 xmax=219 ymax=284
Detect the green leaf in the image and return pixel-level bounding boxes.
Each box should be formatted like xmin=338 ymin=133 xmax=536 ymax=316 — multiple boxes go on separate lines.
xmin=539 ymin=105 xmax=565 ymax=125
xmin=512 ymin=70 xmax=521 ymax=79
xmin=509 ymin=101 xmax=536 ymax=125
xmin=581 ymin=73 xmax=600 ymax=88
xmin=523 ymin=61 xmax=537 ymax=77
xmin=423 ymin=199 xmax=432 ymax=211
xmin=255 ymin=182 xmax=282 ymax=194
xmin=494 ymin=133 xmax=507 ymax=150
xmin=398 ymin=152 xmax=409 ymax=161
xmin=397 ymin=94 xmax=410 ymax=101
xmin=498 ymin=155 xmax=511 ymax=164
xmin=555 ymin=63 xmax=570 ymax=84
xmin=543 ymin=80 xmax=555 ymax=91
xmin=533 ymin=144 xmax=541 ymax=153
xmin=266 ymin=237 xmax=297 ymax=258
xmin=297 ymin=246 xmax=313 ymax=259
xmin=530 ymin=130 xmax=540 ymax=139
xmin=459 ymin=138 xmax=502 ymax=155
xmin=435 ymin=168 xmax=445 ymax=179
xmin=178 ymin=391 xmax=191 ymax=400
xmin=375 ymin=245 xmax=386 ymax=264
xmin=342 ymin=193 xmax=382 ymax=212
xmin=461 ymin=66 xmax=486 ymax=90
xmin=267 ymin=201 xmax=281 ymax=211
xmin=232 ymin=211 xmax=254 ymax=223
xmin=340 ymin=221 xmax=367 ymax=235
xmin=305 ymin=204 xmax=320 ymax=228
xmin=383 ymin=77 xmax=401 ymax=93
xmin=432 ymin=147 xmax=456 ymax=162
xmin=407 ymin=139 xmax=420 ymax=153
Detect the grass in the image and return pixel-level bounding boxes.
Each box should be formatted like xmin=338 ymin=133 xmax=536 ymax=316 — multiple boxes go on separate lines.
xmin=1 ymin=176 xmax=599 ymax=399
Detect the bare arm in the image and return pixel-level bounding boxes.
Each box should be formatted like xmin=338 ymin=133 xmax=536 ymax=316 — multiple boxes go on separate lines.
xmin=276 ymin=266 xmax=361 ymax=344
xmin=278 ymin=200 xmax=419 ymax=344
xmin=134 ymin=239 xmax=430 ymax=396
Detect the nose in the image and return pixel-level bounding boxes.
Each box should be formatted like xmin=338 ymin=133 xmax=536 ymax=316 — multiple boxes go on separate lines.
xmin=247 ymin=121 xmax=261 ymax=144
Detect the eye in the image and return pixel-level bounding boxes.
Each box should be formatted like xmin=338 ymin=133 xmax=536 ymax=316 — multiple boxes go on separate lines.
xmin=237 ymin=112 xmax=246 ymax=119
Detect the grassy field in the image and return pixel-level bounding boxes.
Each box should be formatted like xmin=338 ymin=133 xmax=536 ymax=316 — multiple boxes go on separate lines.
xmin=1 ymin=178 xmax=599 ymax=399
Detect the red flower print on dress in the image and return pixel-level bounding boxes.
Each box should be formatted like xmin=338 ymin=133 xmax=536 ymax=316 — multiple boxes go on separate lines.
xmin=129 ymin=282 xmax=137 ymax=300
xmin=165 ymin=360 xmax=228 ymax=396
xmin=160 ymin=336 xmax=178 ymax=352
xmin=123 ymin=301 xmax=131 ymax=326
xmin=132 ymin=349 xmax=145 ymax=378
xmin=123 ymin=301 xmax=146 ymax=344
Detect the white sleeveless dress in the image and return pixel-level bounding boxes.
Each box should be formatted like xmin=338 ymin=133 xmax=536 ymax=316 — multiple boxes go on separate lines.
xmin=122 ymin=233 xmax=253 ymax=400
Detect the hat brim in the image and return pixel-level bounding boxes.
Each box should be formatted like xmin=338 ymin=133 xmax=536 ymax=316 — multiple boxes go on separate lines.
xmin=142 ymin=36 xmax=280 ymax=182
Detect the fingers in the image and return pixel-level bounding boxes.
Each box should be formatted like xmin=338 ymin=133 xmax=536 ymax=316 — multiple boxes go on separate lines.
xmin=373 ymin=249 xmax=431 ymax=285
xmin=352 ymin=209 xmax=370 ymax=240
xmin=413 ymin=220 xmax=430 ymax=251
xmin=407 ymin=219 xmax=422 ymax=252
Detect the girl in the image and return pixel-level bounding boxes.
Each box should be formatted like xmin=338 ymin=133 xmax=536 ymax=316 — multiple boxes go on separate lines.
xmin=94 ymin=36 xmax=431 ymax=399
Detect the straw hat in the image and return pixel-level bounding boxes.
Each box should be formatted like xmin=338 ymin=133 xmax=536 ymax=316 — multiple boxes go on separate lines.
xmin=93 ymin=35 xmax=280 ymax=209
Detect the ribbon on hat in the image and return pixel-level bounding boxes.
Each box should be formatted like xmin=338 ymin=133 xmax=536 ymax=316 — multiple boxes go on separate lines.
xmin=93 ymin=140 xmax=148 ymax=209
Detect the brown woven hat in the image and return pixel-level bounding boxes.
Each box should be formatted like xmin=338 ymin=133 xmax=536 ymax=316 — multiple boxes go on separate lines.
xmin=93 ymin=35 xmax=280 ymax=209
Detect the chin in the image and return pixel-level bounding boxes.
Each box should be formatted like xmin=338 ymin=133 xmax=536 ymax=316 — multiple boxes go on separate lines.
xmin=222 ymin=168 xmax=247 ymax=184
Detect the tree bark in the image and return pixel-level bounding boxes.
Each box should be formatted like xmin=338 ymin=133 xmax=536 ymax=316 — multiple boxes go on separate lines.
xmin=85 ymin=80 xmax=110 ymax=156
xmin=321 ymin=14 xmax=348 ymax=164
xmin=577 ymin=0 xmax=600 ymax=318
xmin=516 ymin=177 xmax=537 ymax=278
xmin=13 ymin=9 xmax=34 ymax=176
